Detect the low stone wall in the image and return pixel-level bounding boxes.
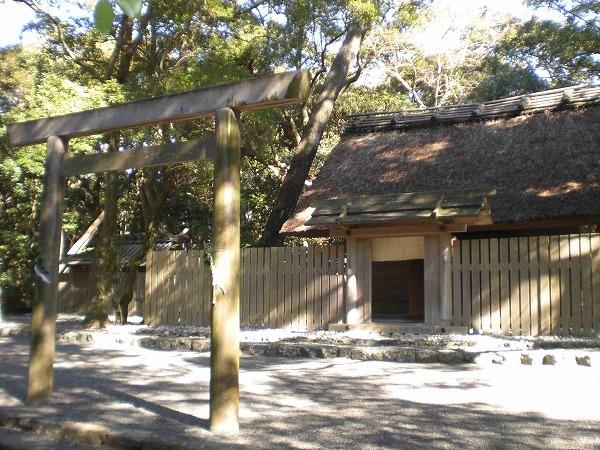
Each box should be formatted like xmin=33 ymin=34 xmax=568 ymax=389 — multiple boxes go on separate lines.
xmin=2 ymin=320 xmax=598 ymax=367
xmin=135 ymin=334 xmax=597 ymax=367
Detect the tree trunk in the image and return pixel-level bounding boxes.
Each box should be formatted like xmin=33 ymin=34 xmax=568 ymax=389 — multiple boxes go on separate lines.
xmin=260 ymin=22 xmax=365 ymax=246
xmin=85 ymin=136 xmax=121 ymax=327
xmin=116 ymin=206 xmax=161 ymax=325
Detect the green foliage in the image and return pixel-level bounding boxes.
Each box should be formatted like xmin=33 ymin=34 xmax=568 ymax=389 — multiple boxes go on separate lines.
xmin=94 ymin=0 xmax=115 ymax=35
xmin=94 ymin=0 xmax=143 ymax=33
xmin=0 ymin=45 xmax=124 ymax=308
xmin=115 ymin=0 xmax=143 ymax=18
xmin=490 ymin=0 xmax=599 ymax=87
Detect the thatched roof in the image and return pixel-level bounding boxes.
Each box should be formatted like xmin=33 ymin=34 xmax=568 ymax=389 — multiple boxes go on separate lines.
xmin=282 ymin=88 xmax=600 ymax=236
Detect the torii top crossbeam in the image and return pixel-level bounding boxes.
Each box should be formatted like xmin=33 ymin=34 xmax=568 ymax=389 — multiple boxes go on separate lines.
xmin=8 ymin=70 xmax=310 ymax=147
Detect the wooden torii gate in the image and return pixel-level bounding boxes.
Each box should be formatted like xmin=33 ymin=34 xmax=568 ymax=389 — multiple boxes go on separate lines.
xmin=7 ymin=70 xmax=309 ymax=434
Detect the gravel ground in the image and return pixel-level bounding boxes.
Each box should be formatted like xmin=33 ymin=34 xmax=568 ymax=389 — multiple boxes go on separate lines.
xmin=1 ymin=333 xmax=599 ymax=449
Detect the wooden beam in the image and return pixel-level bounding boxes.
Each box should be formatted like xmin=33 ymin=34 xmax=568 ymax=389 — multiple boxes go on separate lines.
xmin=424 ymin=235 xmax=441 ymax=325
xmin=8 ymin=70 xmax=310 ymax=147
xmin=66 ymin=212 xmax=104 ymax=255
xmin=210 ymin=108 xmax=241 ymax=435
xmin=61 ymin=136 xmax=214 ymax=176
xmin=28 ymin=136 xmax=67 ymax=403
xmin=330 ymin=224 xmax=468 ymax=238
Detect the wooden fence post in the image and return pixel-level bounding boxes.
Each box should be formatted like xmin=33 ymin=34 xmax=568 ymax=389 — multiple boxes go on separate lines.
xmin=439 ymin=234 xmax=453 ymax=325
xmin=210 ymin=108 xmax=241 ymax=434
xmin=28 ymin=136 xmax=67 ymax=403
xmin=345 ymin=237 xmax=360 ymax=324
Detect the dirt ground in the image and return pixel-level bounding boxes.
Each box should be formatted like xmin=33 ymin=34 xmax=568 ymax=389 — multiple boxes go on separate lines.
xmin=1 ymin=330 xmax=599 ymax=449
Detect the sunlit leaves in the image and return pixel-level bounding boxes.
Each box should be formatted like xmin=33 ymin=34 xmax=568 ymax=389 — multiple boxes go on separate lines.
xmin=94 ymin=0 xmax=143 ymax=34
xmin=115 ymin=0 xmax=143 ymax=18
xmin=94 ymin=0 xmax=114 ymax=35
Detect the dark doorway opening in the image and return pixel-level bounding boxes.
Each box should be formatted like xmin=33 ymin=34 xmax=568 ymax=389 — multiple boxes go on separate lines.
xmin=372 ymin=260 xmax=424 ymax=321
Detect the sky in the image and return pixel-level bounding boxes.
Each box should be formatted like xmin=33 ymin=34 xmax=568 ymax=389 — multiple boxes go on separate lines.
xmin=0 ymin=0 xmax=563 ymax=48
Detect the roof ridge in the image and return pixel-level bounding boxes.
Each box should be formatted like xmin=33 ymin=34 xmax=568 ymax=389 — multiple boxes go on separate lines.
xmin=345 ymin=83 xmax=600 ymax=134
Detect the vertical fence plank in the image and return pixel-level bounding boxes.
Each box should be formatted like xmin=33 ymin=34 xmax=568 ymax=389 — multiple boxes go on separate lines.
xmin=508 ymin=238 xmax=520 ymax=334
xmin=258 ymin=247 xmax=266 ymax=327
xmin=182 ymin=251 xmax=190 ymax=325
xmin=290 ymin=247 xmax=299 ymax=329
xmin=196 ymin=251 xmax=203 ymax=326
xmin=180 ymin=251 xmax=188 ymax=325
xmin=471 ymin=240 xmax=481 ymax=333
xmin=162 ymin=251 xmax=170 ymax=325
xmin=581 ymin=234 xmax=593 ymax=335
xmin=538 ymin=236 xmax=551 ymax=335
xmin=144 ymin=251 xmax=153 ymax=325
xmin=262 ymin=248 xmax=269 ymax=327
xmin=333 ymin=244 xmax=342 ymax=327
xmin=528 ymin=237 xmax=540 ymax=336
xmin=284 ymin=246 xmax=293 ymax=328
xmin=518 ymin=237 xmax=531 ymax=336
xmin=559 ymin=235 xmax=571 ymax=335
xmin=322 ymin=245 xmax=332 ymax=327
xmin=305 ymin=246 xmax=315 ymax=330
xmin=197 ymin=251 xmax=205 ymax=327
xmin=163 ymin=252 xmax=171 ymax=325
xmin=323 ymin=245 xmax=332 ymax=326
xmin=161 ymin=251 xmax=170 ymax=325
xmin=249 ymin=247 xmax=258 ymax=327
xmin=190 ymin=250 xmax=198 ymax=326
xmin=326 ymin=245 xmax=335 ymax=325
xmin=267 ymin=248 xmax=276 ymax=327
xmin=196 ymin=250 xmax=210 ymax=327
xmin=452 ymin=239 xmax=461 ymax=326
xmin=242 ymin=248 xmax=251 ymax=327
xmin=336 ymin=244 xmax=346 ymax=324
xmin=313 ymin=246 xmax=323 ymax=329
xmin=276 ymin=248 xmax=285 ymax=328
xmin=499 ymin=239 xmax=510 ymax=334
xmin=153 ymin=252 xmax=162 ymax=324
xmin=549 ymin=236 xmax=561 ymax=334
xmin=461 ymin=240 xmax=471 ymax=328
xmin=267 ymin=248 xmax=275 ymax=327
xmin=298 ymin=247 xmax=307 ymax=330
xmin=170 ymin=251 xmax=179 ymax=325
xmin=157 ymin=251 xmax=165 ymax=324
xmin=570 ymin=235 xmax=582 ymax=335
xmin=202 ymin=251 xmax=211 ymax=327
xmin=592 ymin=234 xmax=600 ymax=335
xmin=489 ymin=239 xmax=501 ymax=334
xmin=363 ymin=239 xmax=370 ymax=322
xmin=480 ymin=239 xmax=491 ymax=334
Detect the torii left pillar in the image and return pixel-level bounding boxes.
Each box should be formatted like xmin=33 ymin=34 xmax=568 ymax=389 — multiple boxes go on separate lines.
xmin=28 ymin=136 xmax=67 ymax=402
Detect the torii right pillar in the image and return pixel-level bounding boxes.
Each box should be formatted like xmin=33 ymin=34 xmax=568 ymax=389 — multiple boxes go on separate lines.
xmin=210 ymin=107 xmax=241 ymax=434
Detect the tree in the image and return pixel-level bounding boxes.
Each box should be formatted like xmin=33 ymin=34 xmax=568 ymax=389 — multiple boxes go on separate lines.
xmin=259 ymin=0 xmax=394 ymax=245
xmin=490 ymin=0 xmax=599 ymax=87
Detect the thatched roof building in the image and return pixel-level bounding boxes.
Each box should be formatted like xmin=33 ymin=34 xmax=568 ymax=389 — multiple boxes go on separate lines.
xmin=282 ymin=84 xmax=600 ymax=237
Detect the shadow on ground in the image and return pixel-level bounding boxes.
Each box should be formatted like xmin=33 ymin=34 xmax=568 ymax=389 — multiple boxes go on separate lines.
xmin=0 ymin=336 xmax=598 ymax=449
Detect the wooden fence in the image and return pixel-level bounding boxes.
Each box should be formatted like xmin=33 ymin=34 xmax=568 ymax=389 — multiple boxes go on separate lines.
xmin=144 ymin=245 xmax=346 ymax=329
xmin=451 ymin=234 xmax=600 ymax=336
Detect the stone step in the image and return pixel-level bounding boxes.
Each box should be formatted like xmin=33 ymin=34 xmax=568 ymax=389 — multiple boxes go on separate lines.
xmin=328 ymin=322 xmax=469 ymax=334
